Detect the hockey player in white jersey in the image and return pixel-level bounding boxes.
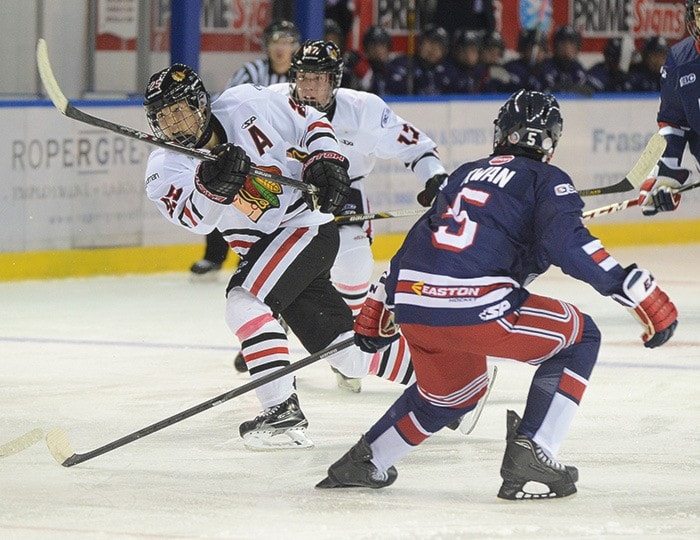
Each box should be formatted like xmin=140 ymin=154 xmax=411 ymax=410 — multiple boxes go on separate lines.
xmin=288 ymin=40 xmax=448 ymax=315
xmin=143 ymin=64 xmax=415 ymax=450
xmin=234 ymin=40 xmax=449 ymax=394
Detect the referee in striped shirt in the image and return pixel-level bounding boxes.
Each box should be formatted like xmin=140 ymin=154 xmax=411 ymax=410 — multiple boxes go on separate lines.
xmin=224 ymin=20 xmax=301 ymax=89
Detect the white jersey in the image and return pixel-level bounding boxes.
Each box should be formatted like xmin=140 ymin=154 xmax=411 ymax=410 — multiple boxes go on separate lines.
xmin=145 ymin=84 xmax=341 ymax=257
xmin=267 ymin=85 xmax=446 ymax=217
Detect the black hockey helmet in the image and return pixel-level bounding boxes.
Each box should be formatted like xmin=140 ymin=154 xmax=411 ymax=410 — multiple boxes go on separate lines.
xmin=325 ymin=18 xmax=345 ymax=48
xmin=363 ymin=25 xmax=392 ymax=49
xmin=453 ymin=28 xmax=483 ymax=50
xmin=421 ymin=24 xmax=450 ymax=49
xmin=517 ymin=29 xmax=548 ymax=54
xmin=143 ymin=64 xmax=211 ymax=148
xmin=263 ymin=20 xmax=300 ymax=47
xmin=687 ymin=0 xmax=700 ymax=43
xmin=289 ymin=40 xmax=344 ymax=111
xmin=642 ymin=36 xmax=670 ymax=57
xmin=481 ymin=31 xmax=505 ymax=53
xmin=493 ymin=90 xmax=563 ymax=162
xmin=553 ymin=24 xmax=582 ymax=48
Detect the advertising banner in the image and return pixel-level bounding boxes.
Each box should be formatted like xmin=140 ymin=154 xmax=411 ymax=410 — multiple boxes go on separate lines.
xmin=0 ymin=104 xmax=191 ymax=253
xmin=1 ymin=97 xmax=697 ymax=253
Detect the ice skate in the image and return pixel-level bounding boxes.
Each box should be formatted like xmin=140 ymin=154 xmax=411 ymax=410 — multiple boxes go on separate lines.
xmin=189 ymin=259 xmax=222 ymax=282
xmin=331 ymin=367 xmax=362 ymax=393
xmin=239 ymin=394 xmax=313 ymax=450
xmin=316 ymin=435 xmax=397 ymax=489
xmin=497 ymin=410 xmax=578 ymax=500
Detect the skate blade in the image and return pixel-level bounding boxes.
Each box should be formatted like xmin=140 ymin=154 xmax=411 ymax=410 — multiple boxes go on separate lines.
xmin=315 ymin=475 xmax=344 ymax=489
xmin=497 ymin=480 xmax=577 ymax=500
xmin=334 ymin=372 xmax=362 ymax=393
xmin=242 ymin=427 xmax=314 ymax=451
xmin=188 ymin=272 xmax=220 ymax=283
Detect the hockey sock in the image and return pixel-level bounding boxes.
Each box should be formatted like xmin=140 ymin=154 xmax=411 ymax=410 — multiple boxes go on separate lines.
xmin=238 ymin=316 xmax=293 ymax=408
xmin=369 ymin=336 xmax=416 ymax=385
xmin=520 ymin=314 xmax=601 ymax=457
xmin=333 ymin=281 xmax=369 ymax=318
xmin=226 ymin=288 xmax=296 ymax=408
xmin=365 ymin=384 xmax=473 ymax=473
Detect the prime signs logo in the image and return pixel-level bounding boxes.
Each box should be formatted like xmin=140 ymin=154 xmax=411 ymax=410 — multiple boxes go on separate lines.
xmin=571 ymin=0 xmax=686 ymax=39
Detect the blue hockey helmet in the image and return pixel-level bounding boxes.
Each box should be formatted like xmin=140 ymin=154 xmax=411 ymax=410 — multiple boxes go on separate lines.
xmin=493 ymin=90 xmax=563 ymax=161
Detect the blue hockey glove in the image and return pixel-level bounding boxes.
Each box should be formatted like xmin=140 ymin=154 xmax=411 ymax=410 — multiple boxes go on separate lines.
xmin=638 ymin=161 xmax=689 ymax=216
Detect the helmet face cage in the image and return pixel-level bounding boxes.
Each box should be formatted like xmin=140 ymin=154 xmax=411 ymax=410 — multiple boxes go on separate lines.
xmin=290 ymin=40 xmax=343 ymax=112
xmin=493 ymin=90 xmax=563 ymax=161
xmin=144 ymin=64 xmax=211 ymax=148
xmin=687 ymin=0 xmax=700 ymax=42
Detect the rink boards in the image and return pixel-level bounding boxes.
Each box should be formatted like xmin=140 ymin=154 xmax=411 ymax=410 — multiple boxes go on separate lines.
xmin=1 ymin=95 xmax=698 ymax=280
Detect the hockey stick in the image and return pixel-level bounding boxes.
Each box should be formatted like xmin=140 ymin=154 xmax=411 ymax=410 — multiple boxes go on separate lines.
xmin=336 ymin=135 xmax=666 ymax=224
xmin=406 ymin=0 xmax=416 ymax=95
xmin=335 ymin=207 xmax=427 ymax=224
xmin=45 ymin=338 xmax=354 ymax=467
xmin=577 ymin=133 xmax=666 ymax=197
xmin=582 ymin=180 xmax=700 ymax=220
xmin=35 ymin=39 xmax=316 ymax=195
xmin=0 ymin=428 xmax=44 ymax=458
xmin=335 ymin=145 xmax=668 ymax=225
xmin=457 ymin=365 xmax=498 ymax=435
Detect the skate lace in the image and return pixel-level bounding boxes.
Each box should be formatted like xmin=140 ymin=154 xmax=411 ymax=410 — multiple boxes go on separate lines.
xmin=255 ymin=396 xmax=298 ymax=422
xmin=256 ymin=401 xmax=285 ymax=421
xmin=533 ymin=443 xmax=565 ymax=471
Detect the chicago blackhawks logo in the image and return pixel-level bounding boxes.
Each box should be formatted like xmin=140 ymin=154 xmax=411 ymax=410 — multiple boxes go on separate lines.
xmin=232 ymin=165 xmax=283 ymax=222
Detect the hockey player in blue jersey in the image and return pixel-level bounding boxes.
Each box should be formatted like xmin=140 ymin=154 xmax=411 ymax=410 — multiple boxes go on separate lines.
xmin=316 ymin=90 xmax=678 ymax=499
xmin=638 ymin=0 xmax=699 ymax=215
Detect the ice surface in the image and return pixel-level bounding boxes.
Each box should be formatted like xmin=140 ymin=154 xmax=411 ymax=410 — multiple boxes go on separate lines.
xmin=1 ymin=245 xmax=698 ymax=539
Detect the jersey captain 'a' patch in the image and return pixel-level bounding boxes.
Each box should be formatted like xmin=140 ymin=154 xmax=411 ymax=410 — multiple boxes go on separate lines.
xmin=582 ymin=239 xmax=619 ymax=271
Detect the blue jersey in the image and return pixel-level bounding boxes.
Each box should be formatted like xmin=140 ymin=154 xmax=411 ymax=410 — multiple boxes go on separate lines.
xmin=586 ymin=62 xmax=632 ymax=93
xmin=538 ymin=57 xmax=588 ymax=93
xmin=657 ymin=36 xmax=700 ymax=163
xmin=385 ymin=56 xmax=459 ymax=95
xmin=384 ymin=154 xmax=628 ymax=326
xmin=503 ymin=58 xmax=543 ymax=92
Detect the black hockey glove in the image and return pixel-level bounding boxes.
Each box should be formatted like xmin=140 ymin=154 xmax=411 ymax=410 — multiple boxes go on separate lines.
xmin=416 ymin=173 xmax=447 ymax=207
xmin=195 ymin=143 xmax=251 ymax=205
xmin=302 ymin=150 xmax=351 ymax=214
